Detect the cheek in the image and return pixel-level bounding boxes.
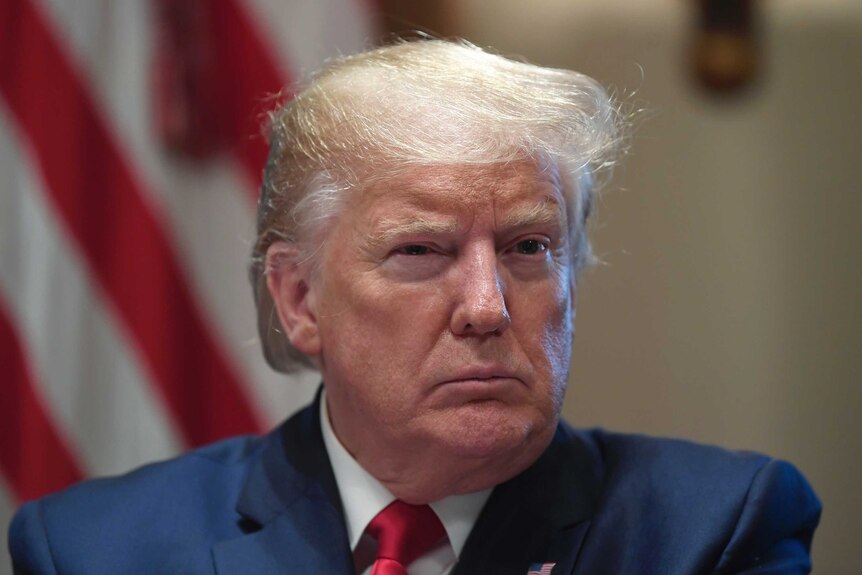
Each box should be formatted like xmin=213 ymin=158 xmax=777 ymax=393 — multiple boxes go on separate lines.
xmin=341 ymin=268 xmax=449 ymax=335
xmin=315 ymin=270 xmax=435 ymax=378
xmin=529 ymin=277 xmax=573 ymax=392
xmin=543 ymin=312 xmax=573 ymax=389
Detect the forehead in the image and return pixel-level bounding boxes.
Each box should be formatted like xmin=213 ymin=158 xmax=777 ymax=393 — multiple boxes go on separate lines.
xmin=352 ymin=158 xmax=566 ymax=219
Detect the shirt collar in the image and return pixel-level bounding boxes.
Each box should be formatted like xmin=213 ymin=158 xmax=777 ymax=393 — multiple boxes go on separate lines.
xmin=319 ymin=390 xmax=492 ymax=556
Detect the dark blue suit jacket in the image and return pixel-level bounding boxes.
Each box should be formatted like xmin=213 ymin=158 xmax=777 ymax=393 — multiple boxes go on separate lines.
xmin=9 ymin=396 xmax=821 ymax=574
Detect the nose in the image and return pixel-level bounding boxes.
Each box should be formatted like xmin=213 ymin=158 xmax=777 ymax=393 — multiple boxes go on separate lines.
xmin=450 ymin=245 xmax=511 ymax=336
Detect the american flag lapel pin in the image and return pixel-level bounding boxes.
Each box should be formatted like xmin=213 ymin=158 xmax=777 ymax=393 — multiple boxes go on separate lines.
xmin=527 ymin=563 xmax=556 ymax=575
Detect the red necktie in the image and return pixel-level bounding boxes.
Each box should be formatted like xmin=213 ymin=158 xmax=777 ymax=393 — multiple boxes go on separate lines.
xmin=365 ymin=500 xmax=447 ymax=575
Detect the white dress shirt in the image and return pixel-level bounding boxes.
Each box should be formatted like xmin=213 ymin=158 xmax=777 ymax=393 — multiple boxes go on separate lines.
xmin=320 ymin=391 xmax=492 ymax=575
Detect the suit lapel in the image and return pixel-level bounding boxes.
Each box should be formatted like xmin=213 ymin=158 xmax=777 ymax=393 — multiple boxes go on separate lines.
xmin=453 ymin=424 xmax=603 ymax=575
xmin=212 ymin=390 xmax=354 ymax=575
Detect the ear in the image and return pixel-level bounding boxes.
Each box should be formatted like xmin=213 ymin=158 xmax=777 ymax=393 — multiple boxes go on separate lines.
xmin=265 ymin=242 xmax=322 ymax=357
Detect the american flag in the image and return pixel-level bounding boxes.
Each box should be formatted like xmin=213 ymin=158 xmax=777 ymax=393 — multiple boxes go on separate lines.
xmin=0 ymin=0 xmax=376 ymax=567
xmin=527 ymin=562 xmax=557 ymax=575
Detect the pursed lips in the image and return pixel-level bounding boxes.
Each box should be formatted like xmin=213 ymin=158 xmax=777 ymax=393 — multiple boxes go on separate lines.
xmin=443 ymin=365 xmax=518 ymax=383
xmin=437 ymin=365 xmax=524 ymax=401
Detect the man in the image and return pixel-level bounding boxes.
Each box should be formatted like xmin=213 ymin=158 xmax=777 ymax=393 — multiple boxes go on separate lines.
xmin=9 ymin=40 xmax=819 ymax=575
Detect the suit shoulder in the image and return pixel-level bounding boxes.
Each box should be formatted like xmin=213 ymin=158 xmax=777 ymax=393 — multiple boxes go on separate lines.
xmin=37 ymin=433 xmax=264 ymax=513
xmin=560 ymin=425 xmax=821 ymax=573
xmin=554 ymin=424 xmax=772 ymax=485
xmin=9 ymin=433 xmax=268 ymax=574
xmin=576 ymin=426 xmax=816 ymax=511
xmin=587 ymin=427 xmax=771 ymax=478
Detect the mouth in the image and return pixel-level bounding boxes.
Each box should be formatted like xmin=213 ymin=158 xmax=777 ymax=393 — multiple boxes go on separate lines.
xmin=434 ymin=366 xmax=523 ymax=402
xmin=441 ymin=365 xmax=518 ymax=384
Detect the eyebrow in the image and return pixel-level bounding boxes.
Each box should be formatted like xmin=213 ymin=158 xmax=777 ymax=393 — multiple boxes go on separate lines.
xmin=368 ymin=217 xmax=460 ymax=249
xmin=502 ymin=199 xmax=564 ymax=229
xmin=367 ymin=199 xmax=564 ymax=249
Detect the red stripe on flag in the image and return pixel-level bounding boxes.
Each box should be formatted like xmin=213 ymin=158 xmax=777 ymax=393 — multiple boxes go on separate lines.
xmin=0 ymin=0 xmax=264 ymax=446
xmin=210 ymin=0 xmax=293 ymax=193
xmin=0 ymin=300 xmax=84 ymax=502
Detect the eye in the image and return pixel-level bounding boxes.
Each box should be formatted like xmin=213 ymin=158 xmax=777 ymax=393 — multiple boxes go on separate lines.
xmin=398 ymin=244 xmax=431 ymax=256
xmin=514 ymin=238 xmax=548 ymax=255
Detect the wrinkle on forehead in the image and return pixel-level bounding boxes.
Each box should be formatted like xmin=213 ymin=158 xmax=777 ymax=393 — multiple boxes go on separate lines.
xmin=359 ymin=158 xmax=564 ymax=207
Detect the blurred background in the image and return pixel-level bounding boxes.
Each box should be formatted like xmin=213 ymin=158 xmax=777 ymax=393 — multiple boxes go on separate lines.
xmin=1 ymin=0 xmax=859 ymax=573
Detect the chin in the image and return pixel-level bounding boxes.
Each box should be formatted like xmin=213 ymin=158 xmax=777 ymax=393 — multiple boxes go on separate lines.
xmin=432 ymin=402 xmax=556 ymax=461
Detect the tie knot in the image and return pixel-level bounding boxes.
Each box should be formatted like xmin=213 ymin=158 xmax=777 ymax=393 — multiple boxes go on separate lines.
xmin=366 ymin=500 xmax=447 ymax=570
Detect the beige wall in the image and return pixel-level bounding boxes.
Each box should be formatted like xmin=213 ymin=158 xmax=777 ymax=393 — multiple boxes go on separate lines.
xmin=461 ymin=1 xmax=862 ymax=573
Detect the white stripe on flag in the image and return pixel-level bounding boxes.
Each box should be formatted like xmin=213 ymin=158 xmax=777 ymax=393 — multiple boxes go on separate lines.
xmin=0 ymin=102 xmax=184 ymax=477
xmin=32 ymin=0 xmax=171 ymax=209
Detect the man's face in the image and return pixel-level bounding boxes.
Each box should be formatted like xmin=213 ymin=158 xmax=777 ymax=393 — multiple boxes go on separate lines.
xmin=299 ymin=158 xmax=574 ymax=499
